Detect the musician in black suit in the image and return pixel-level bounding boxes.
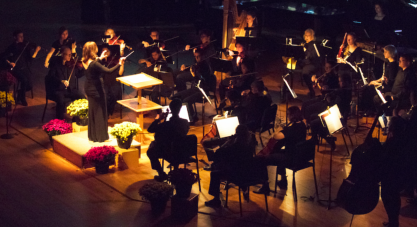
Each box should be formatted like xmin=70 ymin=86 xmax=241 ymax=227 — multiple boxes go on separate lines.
xmin=302 ymin=29 xmax=321 ymax=98
xmin=46 ymin=46 xmax=85 ymax=119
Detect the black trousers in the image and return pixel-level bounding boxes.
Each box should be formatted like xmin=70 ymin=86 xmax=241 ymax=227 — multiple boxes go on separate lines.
xmin=13 ymin=69 xmax=32 ymax=102
xmin=302 ymin=64 xmax=316 ymax=97
xmin=202 ymin=137 xmax=229 ymax=162
xmin=146 ymin=141 xmax=165 ymax=172
xmin=52 ymin=89 xmax=84 ymax=119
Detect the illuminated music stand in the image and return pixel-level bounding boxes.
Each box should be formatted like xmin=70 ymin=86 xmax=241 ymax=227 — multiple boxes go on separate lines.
xmin=317 ymin=105 xmax=351 ymax=210
xmin=196 ymin=81 xmax=214 ymax=136
xmin=116 ymin=73 xmax=163 ymax=143
xmin=161 ymin=104 xmax=191 ymax=122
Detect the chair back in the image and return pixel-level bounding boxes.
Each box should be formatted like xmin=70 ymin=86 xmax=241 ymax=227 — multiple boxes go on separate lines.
xmin=171 ymin=134 xmax=197 ymax=163
xmin=259 ymin=104 xmax=277 ymax=131
xmin=44 ymin=75 xmax=55 ymax=100
xmin=292 ymin=138 xmax=316 ymax=167
xmin=160 ymin=72 xmax=175 ymax=89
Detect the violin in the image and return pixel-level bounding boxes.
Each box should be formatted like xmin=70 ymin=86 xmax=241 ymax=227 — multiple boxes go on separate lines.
xmin=108 ymin=36 xmax=133 ymax=50
xmin=64 ymin=58 xmax=83 ymax=68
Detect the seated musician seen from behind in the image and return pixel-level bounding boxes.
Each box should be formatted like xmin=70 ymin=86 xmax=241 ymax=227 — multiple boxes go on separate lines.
xmin=46 ymin=46 xmax=85 ymax=120
xmin=205 ymin=125 xmax=256 ymax=207
xmin=254 ymin=106 xmax=306 ymax=194
xmin=147 ymin=98 xmax=190 ymax=182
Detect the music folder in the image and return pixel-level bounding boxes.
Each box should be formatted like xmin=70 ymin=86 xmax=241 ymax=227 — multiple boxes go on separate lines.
xmin=214 ymin=116 xmax=240 ymax=138
xmin=318 ymin=105 xmax=343 ymax=135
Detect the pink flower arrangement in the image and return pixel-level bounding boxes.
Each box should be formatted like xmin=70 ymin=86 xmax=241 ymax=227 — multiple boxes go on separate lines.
xmin=42 ymin=119 xmax=73 ymax=136
xmin=0 ymin=70 xmax=17 ymax=87
xmin=84 ymin=146 xmax=118 ymax=163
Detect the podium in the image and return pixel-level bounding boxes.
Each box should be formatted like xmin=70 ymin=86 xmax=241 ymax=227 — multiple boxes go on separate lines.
xmin=116 ymin=73 xmax=164 ymax=142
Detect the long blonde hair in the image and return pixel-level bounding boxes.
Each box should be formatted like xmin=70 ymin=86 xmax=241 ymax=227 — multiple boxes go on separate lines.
xmin=82 ymin=41 xmax=98 ymax=64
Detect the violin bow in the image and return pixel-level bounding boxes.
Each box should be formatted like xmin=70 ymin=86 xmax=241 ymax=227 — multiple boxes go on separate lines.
xmin=66 ymin=56 xmax=79 ymax=89
xmin=111 ymin=36 xmax=121 ymax=45
xmin=11 ymin=42 xmax=29 ymax=71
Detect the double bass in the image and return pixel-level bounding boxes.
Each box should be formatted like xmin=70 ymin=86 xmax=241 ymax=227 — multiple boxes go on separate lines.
xmin=336 ymin=114 xmax=382 ymax=215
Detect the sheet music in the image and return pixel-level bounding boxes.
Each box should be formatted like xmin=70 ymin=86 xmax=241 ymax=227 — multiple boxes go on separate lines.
xmin=358 ymin=66 xmax=368 ymax=85
xmin=123 ymin=74 xmax=153 ymax=84
xmin=216 ymin=117 xmax=239 ymax=138
xmin=283 ymin=78 xmax=297 ymax=98
xmin=318 ymin=105 xmax=343 ymax=135
xmin=376 ymin=88 xmax=387 ymax=104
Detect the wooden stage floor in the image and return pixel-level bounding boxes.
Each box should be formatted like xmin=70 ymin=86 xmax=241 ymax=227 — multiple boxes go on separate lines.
xmin=1 ymin=67 xmax=417 ymax=227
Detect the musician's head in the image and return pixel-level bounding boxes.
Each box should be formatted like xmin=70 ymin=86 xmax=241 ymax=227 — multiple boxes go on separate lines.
xmin=325 ymin=61 xmax=336 ymax=74
xmin=339 ymin=74 xmax=351 ymax=88
xmin=387 ymin=117 xmax=406 ymax=139
xmin=61 ymin=46 xmax=72 ymax=62
xmin=303 ymin=29 xmax=315 ymax=43
xmin=374 ymin=1 xmax=385 ymax=15
xmin=235 ymin=125 xmax=251 ymax=142
xmin=149 ymin=29 xmax=159 ymax=41
xmin=251 ymin=80 xmax=265 ymax=94
xmin=399 ymin=54 xmax=412 ymax=70
xmin=101 ymin=46 xmax=111 ymax=58
xmin=246 ymin=11 xmax=257 ymax=26
xmin=59 ymin=26 xmax=68 ymax=41
xmin=241 ymin=59 xmax=255 ymax=74
xmin=105 ymin=28 xmax=115 ymax=39
xmin=13 ymin=30 xmax=24 ymax=43
xmin=235 ymin=42 xmax=245 ymax=53
xmin=82 ymin=42 xmax=98 ymax=63
xmin=169 ymin=98 xmax=182 ymax=117
xmin=347 ymin=33 xmax=357 ymax=46
xmin=287 ymin=106 xmax=303 ymax=123
xmin=383 ymin=45 xmax=396 ymax=60
xmin=150 ymin=47 xmax=161 ymax=61
xmin=199 ymin=29 xmax=212 ymax=44
xmin=194 ymin=49 xmax=203 ymax=62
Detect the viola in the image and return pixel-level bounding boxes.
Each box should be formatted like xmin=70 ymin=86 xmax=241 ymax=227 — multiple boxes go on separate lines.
xmin=64 ymin=58 xmax=83 ymax=68
xmin=108 ymin=36 xmax=133 ymax=50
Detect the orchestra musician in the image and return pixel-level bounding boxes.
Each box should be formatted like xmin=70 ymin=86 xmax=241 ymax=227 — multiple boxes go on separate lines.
xmin=103 ymin=28 xmax=125 ymax=57
xmin=244 ymin=10 xmax=259 ymax=37
xmin=311 ymin=61 xmax=339 ymax=96
xmin=337 ymin=32 xmax=363 ymax=78
xmin=302 ymin=29 xmax=321 ymax=98
xmin=138 ymin=47 xmax=170 ymax=75
xmin=99 ymin=43 xmax=126 ymax=117
xmin=44 ymin=27 xmax=76 ymax=68
xmin=185 ymin=29 xmax=216 ymax=61
xmin=81 ymin=42 xmax=125 ymax=142
xmin=45 ymin=46 xmax=85 ymax=119
xmin=2 ymin=30 xmax=41 ymax=106
xmin=370 ymin=45 xmax=398 ymax=93
xmin=141 ymin=29 xmax=165 ymax=57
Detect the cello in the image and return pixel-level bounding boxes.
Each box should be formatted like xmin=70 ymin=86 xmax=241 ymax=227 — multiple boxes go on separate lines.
xmin=336 ymin=114 xmax=382 ymax=215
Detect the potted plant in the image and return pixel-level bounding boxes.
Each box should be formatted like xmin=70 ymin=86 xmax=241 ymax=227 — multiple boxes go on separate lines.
xmin=42 ymin=119 xmax=73 ymax=145
xmin=84 ymin=145 xmax=118 ymax=174
xmin=0 ymin=91 xmax=15 ymax=117
xmin=168 ymin=168 xmax=198 ymax=198
xmin=139 ymin=182 xmax=173 ymax=215
xmin=67 ymin=99 xmax=88 ymax=126
xmin=110 ymin=122 xmax=141 ymax=149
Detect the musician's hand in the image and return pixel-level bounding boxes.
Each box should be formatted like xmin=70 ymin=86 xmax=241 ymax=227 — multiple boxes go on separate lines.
xmin=383 ymin=76 xmax=388 ymax=84
xmin=180 ymin=64 xmax=186 ymax=71
xmin=155 ymin=114 xmax=160 ymax=120
xmin=369 ymin=81 xmax=376 ymax=86
xmin=44 ymin=62 xmax=49 ymax=68
xmin=142 ymin=41 xmax=150 ymax=48
xmin=185 ymin=45 xmax=190 ymax=51
xmin=35 ymin=46 xmax=41 ymax=52
xmin=120 ymin=42 xmax=126 ymax=50
xmin=241 ymin=90 xmax=250 ymax=96
xmin=311 ymin=75 xmax=317 ymax=82
xmin=71 ymin=42 xmax=76 ymax=52
xmin=62 ymin=80 xmax=69 ymax=87
xmin=119 ymin=57 xmax=126 ymax=65
xmin=337 ymin=58 xmax=346 ymax=64
xmin=228 ymin=50 xmax=234 ymax=56
xmin=9 ymin=62 xmax=16 ymax=68
xmin=146 ymin=61 xmax=152 ymax=67
xmin=193 ymin=48 xmax=197 ymax=53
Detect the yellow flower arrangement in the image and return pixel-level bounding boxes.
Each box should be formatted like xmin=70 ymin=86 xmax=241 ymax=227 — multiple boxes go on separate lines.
xmin=0 ymin=91 xmax=15 ymax=108
xmin=67 ymin=99 xmax=88 ymax=117
xmin=110 ymin=122 xmax=141 ymax=142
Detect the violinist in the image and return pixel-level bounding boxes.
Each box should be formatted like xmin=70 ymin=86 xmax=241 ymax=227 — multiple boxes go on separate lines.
xmin=99 ymin=44 xmax=125 ymax=116
xmin=138 ymin=47 xmax=170 ymax=75
xmin=45 ymin=46 xmax=84 ymax=119
xmin=141 ymin=29 xmax=165 ymax=57
xmin=44 ymin=26 xmax=76 ymax=68
xmin=228 ymin=42 xmax=247 ymax=75
xmin=171 ymin=49 xmax=216 ymax=123
xmin=337 ymin=32 xmax=363 ymax=78
xmin=185 ymin=29 xmax=216 ymax=61
xmin=1 ymin=30 xmax=41 ymax=106
xmin=302 ymin=29 xmax=321 ymax=98
xmin=311 ymin=61 xmax=339 ymax=96
xmin=104 ymin=28 xmax=126 ymax=57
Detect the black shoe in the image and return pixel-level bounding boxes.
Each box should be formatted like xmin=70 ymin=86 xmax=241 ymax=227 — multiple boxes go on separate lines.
xmin=20 ymin=98 xmax=28 ymax=106
xmin=253 ymin=185 xmax=270 ymax=195
xmin=205 ymin=198 xmax=221 ymax=208
xmin=154 ymin=172 xmax=167 ymax=182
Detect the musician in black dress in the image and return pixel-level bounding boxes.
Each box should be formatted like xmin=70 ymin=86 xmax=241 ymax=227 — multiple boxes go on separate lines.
xmin=368 ymin=2 xmax=394 ymax=47
xmin=46 ymin=46 xmax=84 ymax=119
xmin=245 ymin=10 xmax=259 ymax=37
xmin=99 ymin=44 xmax=125 ymax=117
xmin=81 ymin=42 xmax=125 ymax=142
xmin=302 ymin=29 xmax=321 ymax=98
xmin=45 ymin=27 xmax=76 ymax=68
xmin=2 ymin=30 xmax=41 ymax=106
xmin=337 ymin=33 xmax=363 ymax=78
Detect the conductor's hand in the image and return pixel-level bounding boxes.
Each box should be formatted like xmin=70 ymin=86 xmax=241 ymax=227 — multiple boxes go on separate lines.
xmin=119 ymin=57 xmax=126 ymax=65
xmin=62 ymin=80 xmax=69 ymax=87
xmin=9 ymin=62 xmax=16 ymax=68
xmin=180 ymin=64 xmax=186 ymax=71
xmin=142 ymin=41 xmax=150 ymax=48
xmin=185 ymin=45 xmax=190 ymax=51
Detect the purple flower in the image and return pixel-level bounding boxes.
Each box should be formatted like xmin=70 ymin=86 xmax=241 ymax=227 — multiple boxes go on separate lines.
xmin=42 ymin=119 xmax=73 ymax=136
xmin=84 ymin=146 xmax=118 ymax=163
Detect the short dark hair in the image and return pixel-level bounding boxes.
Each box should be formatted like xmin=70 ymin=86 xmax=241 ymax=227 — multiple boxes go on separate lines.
xmin=288 ymin=106 xmax=303 ymax=122
xmin=13 ymin=30 xmax=23 ymax=37
xmin=399 ymin=54 xmax=413 ymax=63
xmin=194 ymin=48 xmax=204 ymax=56
xmin=199 ymin=29 xmax=212 ymax=38
xmin=58 ymin=26 xmax=68 ymax=36
xmin=149 ymin=28 xmax=159 ymax=34
xmin=149 ymin=46 xmax=161 ymax=55
xmin=169 ymin=98 xmax=182 ymax=116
